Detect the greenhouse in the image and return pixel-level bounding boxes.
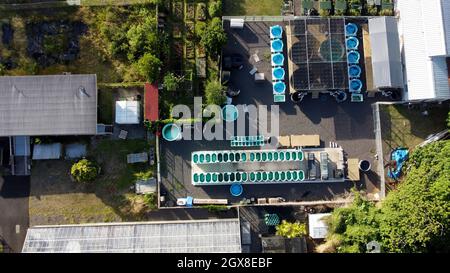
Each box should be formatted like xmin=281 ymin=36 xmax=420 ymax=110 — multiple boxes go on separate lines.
xmin=22 ymin=219 xmax=242 ymax=253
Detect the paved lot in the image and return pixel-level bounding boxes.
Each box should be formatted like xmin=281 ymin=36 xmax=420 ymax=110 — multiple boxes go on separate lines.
xmin=160 ymin=20 xmax=393 ymax=205
xmin=0 ymin=175 xmax=30 ymax=252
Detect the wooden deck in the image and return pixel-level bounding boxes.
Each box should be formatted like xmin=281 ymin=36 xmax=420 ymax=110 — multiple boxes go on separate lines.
xmin=362 ymin=24 xmax=375 ymax=94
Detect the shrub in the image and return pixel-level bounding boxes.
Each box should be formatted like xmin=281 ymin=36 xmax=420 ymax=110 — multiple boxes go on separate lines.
xmin=319 ymin=9 xmax=331 ymax=17
xmin=379 ymin=9 xmax=394 ymax=16
xmin=203 ymin=205 xmax=229 ymax=212
xmin=135 ymin=53 xmax=162 ymax=83
xmin=197 ymin=3 xmax=207 ymax=21
xmin=200 ymin=17 xmax=227 ymax=55
xmin=347 ymin=8 xmax=361 ymax=16
xmin=276 ymin=220 xmax=307 ymax=238
xmin=71 ymin=159 xmax=99 ymax=183
xmin=205 ymin=80 xmax=226 ymax=106
xmin=163 ymin=72 xmax=181 ymax=91
xmin=366 ymin=5 xmax=378 ymax=16
xmin=208 ymin=0 xmax=222 ymax=18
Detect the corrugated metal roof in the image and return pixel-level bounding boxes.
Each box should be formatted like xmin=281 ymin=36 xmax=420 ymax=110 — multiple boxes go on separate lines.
xmin=368 ymin=17 xmax=404 ymax=88
xmin=397 ymin=0 xmax=450 ymax=100
xmin=0 ymin=74 xmax=97 ymax=136
xmin=22 ymin=219 xmax=242 ymax=253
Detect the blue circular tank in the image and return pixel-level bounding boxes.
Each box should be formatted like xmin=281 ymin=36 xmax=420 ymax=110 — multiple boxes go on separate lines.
xmin=349 ymin=79 xmax=363 ymax=92
xmin=272 ymin=67 xmax=285 ymax=80
xmin=270 ymin=25 xmax=283 ymax=38
xmin=230 ymin=183 xmax=243 ymax=196
xmin=348 ymin=65 xmax=361 ymax=78
xmin=221 ymin=105 xmax=239 ymax=122
xmin=162 ymin=123 xmax=181 ymax=141
xmin=271 ymin=53 xmax=284 ymax=66
xmin=271 ymin=39 xmax=284 ymax=52
xmin=273 ymin=81 xmax=286 ymax=93
xmin=347 ymin=51 xmax=360 ymax=64
xmin=346 ymin=37 xmax=359 ymax=49
xmin=345 ymin=23 xmax=358 ymax=36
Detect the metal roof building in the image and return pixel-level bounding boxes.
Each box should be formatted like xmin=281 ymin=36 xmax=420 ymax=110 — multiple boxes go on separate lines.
xmin=368 ymin=17 xmax=404 ymax=89
xmin=22 ymin=219 xmax=242 ymax=253
xmin=396 ymin=0 xmax=450 ymax=101
xmin=0 ymin=74 xmax=97 ymax=136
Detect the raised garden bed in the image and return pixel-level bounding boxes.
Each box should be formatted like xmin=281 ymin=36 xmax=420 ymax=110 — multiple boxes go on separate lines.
xmin=186 ymin=3 xmax=196 ymax=21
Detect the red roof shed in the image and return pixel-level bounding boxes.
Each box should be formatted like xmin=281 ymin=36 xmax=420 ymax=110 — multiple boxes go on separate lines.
xmin=144 ymin=83 xmax=159 ymax=122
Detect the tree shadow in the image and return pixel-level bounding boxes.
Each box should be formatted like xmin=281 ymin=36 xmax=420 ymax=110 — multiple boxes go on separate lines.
xmin=223 ymin=0 xmax=246 ymax=16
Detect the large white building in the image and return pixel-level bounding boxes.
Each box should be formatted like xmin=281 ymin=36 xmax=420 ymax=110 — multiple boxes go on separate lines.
xmin=396 ymin=0 xmax=450 ymax=101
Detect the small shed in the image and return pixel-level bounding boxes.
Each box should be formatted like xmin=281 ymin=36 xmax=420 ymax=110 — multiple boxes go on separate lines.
xmin=230 ymin=18 xmax=244 ymax=29
xmin=32 ymin=143 xmax=62 ymax=160
xmin=308 ymin=213 xmax=331 ymax=239
xmin=127 ymin=152 xmax=148 ymax=164
xmin=115 ymin=101 xmax=140 ymax=124
xmin=65 ymin=143 xmax=87 ymax=159
xmin=135 ymin=178 xmax=156 ymax=194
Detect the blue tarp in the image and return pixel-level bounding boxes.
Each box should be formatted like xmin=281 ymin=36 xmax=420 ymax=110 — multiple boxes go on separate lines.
xmin=387 ymin=148 xmax=409 ymax=180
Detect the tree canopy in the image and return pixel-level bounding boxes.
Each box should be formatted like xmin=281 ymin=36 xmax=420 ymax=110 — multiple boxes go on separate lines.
xmin=135 ymin=53 xmax=162 ymax=83
xmin=205 ymin=80 xmax=226 ymax=106
xmin=200 ymin=17 xmax=227 ymax=55
xmin=323 ymin=140 xmax=450 ymax=253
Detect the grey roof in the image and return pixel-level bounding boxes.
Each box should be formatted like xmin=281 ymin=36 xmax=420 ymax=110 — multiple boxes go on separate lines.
xmin=0 ymin=74 xmax=97 ymax=136
xmin=22 ymin=219 xmax=242 ymax=253
xmin=369 ymin=17 xmax=404 ymax=89
xmin=261 ymin=236 xmax=307 ymax=253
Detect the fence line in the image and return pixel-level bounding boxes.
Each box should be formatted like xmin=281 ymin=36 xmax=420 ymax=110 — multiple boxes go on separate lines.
xmin=373 ymin=103 xmax=386 ymax=200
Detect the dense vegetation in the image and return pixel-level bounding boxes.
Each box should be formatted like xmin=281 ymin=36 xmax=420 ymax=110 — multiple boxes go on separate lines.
xmin=71 ymin=159 xmax=99 ymax=183
xmin=322 ymin=140 xmax=450 ymax=253
xmin=92 ymin=4 xmax=167 ymax=82
xmin=276 ymin=221 xmax=308 ymax=238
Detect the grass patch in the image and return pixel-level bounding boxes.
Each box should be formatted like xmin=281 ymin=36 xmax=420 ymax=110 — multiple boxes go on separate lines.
xmin=380 ymin=104 xmax=448 ymax=153
xmin=97 ymin=88 xmax=114 ymax=124
xmin=223 ymin=0 xmax=284 ymax=16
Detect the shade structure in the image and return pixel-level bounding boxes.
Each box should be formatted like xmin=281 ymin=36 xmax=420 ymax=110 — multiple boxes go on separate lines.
xmin=270 ymin=25 xmax=283 ymax=39
xmin=271 ymin=39 xmax=284 ymax=52
xmin=273 ymin=81 xmax=286 ymax=94
xmin=115 ymin=100 xmax=140 ymax=124
xmin=271 ymin=53 xmax=285 ymax=66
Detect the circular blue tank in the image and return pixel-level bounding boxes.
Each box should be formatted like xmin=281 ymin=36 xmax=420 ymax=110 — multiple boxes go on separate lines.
xmin=348 ymin=65 xmax=361 ymax=78
xmin=345 ymin=23 xmax=358 ymax=36
xmin=270 ymin=25 xmax=283 ymax=38
xmin=347 ymin=51 xmax=360 ymax=64
xmin=273 ymin=81 xmax=286 ymax=93
xmin=230 ymin=183 xmax=243 ymax=196
xmin=271 ymin=39 xmax=284 ymax=52
xmin=349 ymin=79 xmax=363 ymax=92
xmin=221 ymin=105 xmax=239 ymax=122
xmin=346 ymin=37 xmax=359 ymax=50
xmin=271 ymin=53 xmax=284 ymax=66
xmin=162 ymin=123 xmax=181 ymax=141
xmin=272 ymin=67 xmax=285 ymax=80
